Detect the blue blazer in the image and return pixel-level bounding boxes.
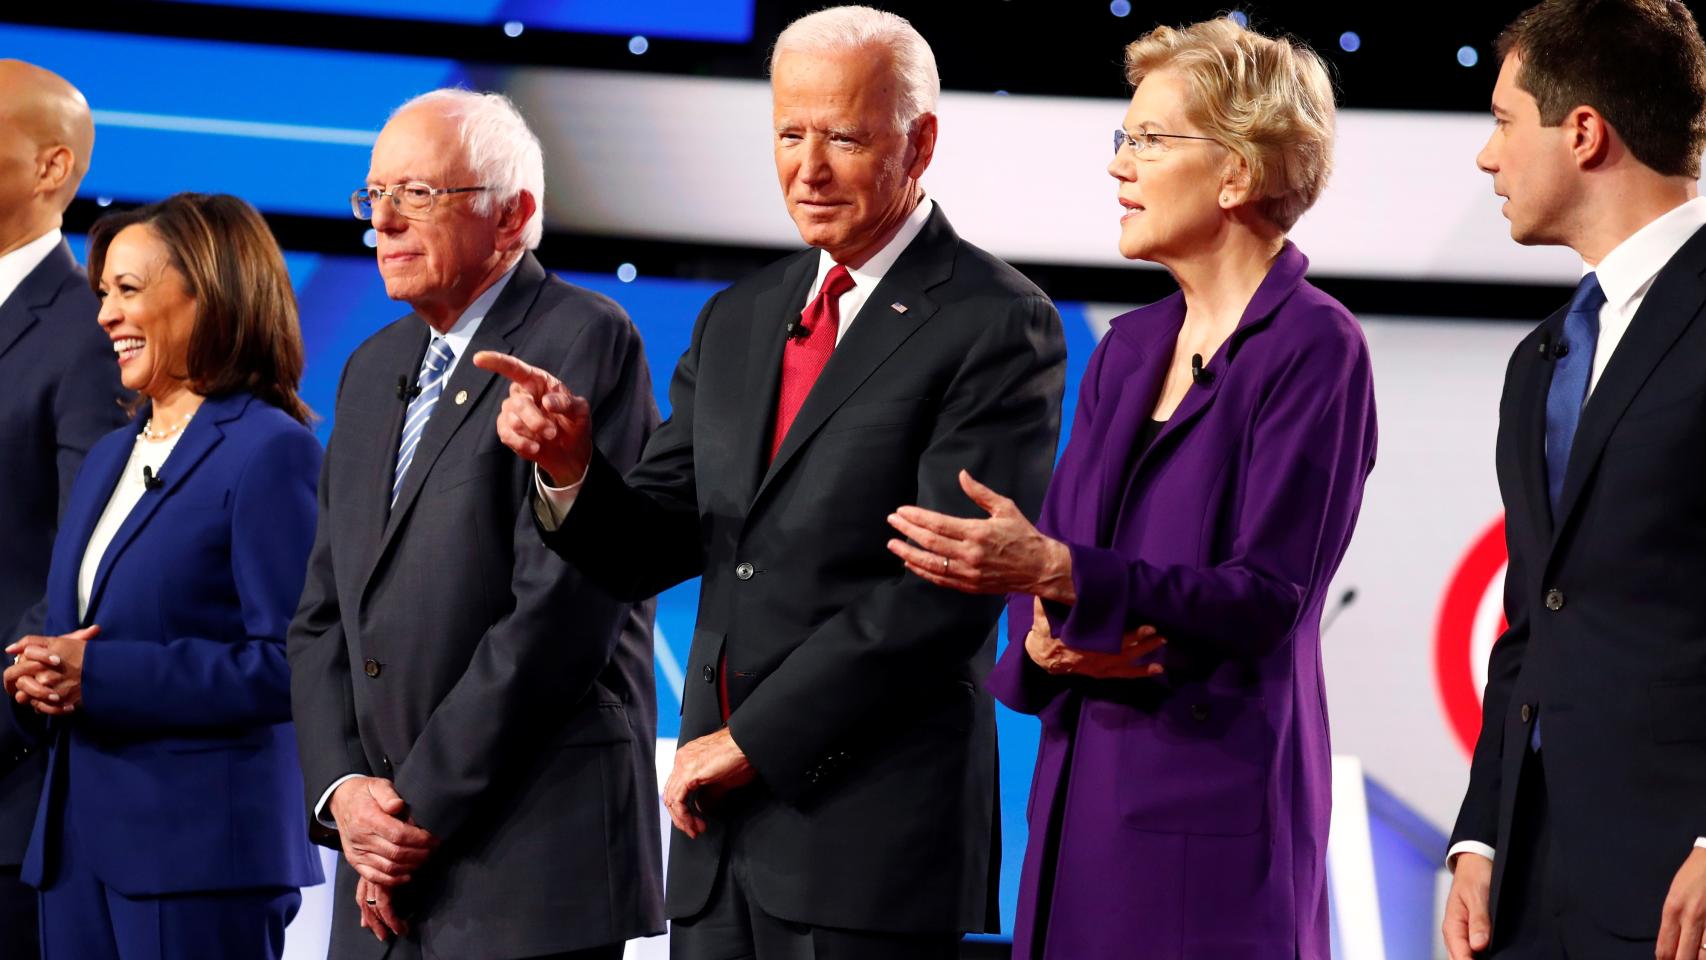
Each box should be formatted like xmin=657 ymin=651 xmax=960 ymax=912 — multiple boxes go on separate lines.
xmin=10 ymin=391 xmax=324 ymax=896
xmin=0 ymin=238 xmax=129 ymax=866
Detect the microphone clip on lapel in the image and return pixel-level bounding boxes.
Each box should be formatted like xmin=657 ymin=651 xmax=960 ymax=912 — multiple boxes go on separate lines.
xmin=396 ymin=375 xmax=422 ymax=402
xmin=141 ymin=465 xmax=164 ymax=491
xmin=1190 ymin=353 xmax=1214 ymax=386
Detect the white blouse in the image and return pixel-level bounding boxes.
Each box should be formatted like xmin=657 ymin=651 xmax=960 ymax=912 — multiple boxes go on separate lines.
xmin=77 ymin=432 xmax=183 ymax=621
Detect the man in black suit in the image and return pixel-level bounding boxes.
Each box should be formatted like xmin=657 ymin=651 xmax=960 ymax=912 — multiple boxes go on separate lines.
xmin=478 ymin=7 xmax=1065 ymax=958
xmin=0 ymin=60 xmax=127 ymax=960
xmin=286 ymin=89 xmax=663 ymax=960
xmin=1442 ymin=3 xmax=1706 ymax=959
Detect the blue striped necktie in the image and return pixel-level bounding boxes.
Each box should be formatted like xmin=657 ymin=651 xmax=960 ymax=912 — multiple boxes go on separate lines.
xmin=393 ymin=337 xmax=455 ymax=508
xmin=1533 ymin=271 xmax=1604 ymax=752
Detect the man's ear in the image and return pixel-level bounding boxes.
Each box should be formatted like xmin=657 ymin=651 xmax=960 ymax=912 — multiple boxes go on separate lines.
xmin=906 ymin=113 xmax=938 ymax=181
xmin=1567 ymin=105 xmax=1613 ymax=170
xmin=497 ymin=189 xmax=538 ymax=252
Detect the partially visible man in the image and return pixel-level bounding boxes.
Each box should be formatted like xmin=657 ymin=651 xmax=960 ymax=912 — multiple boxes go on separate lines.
xmin=287 ymin=89 xmax=662 ymax=960
xmin=0 ymin=60 xmax=127 ymax=960
xmin=479 ymin=7 xmax=1066 ymax=958
xmin=1441 ymin=3 xmax=1706 ymax=960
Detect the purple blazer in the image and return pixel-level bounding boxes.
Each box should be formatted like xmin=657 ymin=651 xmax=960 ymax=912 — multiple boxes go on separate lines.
xmin=987 ymin=243 xmax=1376 ymax=960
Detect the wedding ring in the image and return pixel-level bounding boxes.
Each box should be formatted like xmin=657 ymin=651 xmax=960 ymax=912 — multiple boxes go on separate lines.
xmin=941 ymin=556 xmax=949 ymax=573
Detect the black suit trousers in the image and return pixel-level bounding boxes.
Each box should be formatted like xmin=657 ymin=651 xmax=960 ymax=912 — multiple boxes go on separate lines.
xmin=0 ymin=865 xmax=37 ymax=959
xmin=1489 ymin=749 xmax=1656 ymax=960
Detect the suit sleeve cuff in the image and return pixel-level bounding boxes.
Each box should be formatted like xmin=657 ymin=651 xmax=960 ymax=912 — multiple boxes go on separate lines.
xmin=532 ymin=464 xmax=586 ymax=531
xmin=1447 ymin=840 xmax=1496 ymax=869
xmin=314 ymin=773 xmax=366 ymax=829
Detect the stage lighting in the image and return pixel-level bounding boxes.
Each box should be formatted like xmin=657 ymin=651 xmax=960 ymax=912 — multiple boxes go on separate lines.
xmin=95 ymin=196 xmax=113 ymax=207
xmin=629 ymin=35 xmax=649 ymax=55
xmin=1457 ymin=45 xmax=1479 ymax=67
xmin=1109 ymin=1 xmax=1131 ymax=17
xmin=1339 ymin=32 xmax=1361 ymax=53
xmin=1229 ymin=10 xmax=1248 ymax=27
xmin=363 ymin=229 xmax=378 ymax=248
xmin=503 ymin=21 xmax=524 ymax=38
xmin=617 ymin=263 xmax=638 ymax=283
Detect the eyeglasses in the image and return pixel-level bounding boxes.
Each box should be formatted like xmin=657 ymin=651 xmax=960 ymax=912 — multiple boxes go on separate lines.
xmin=351 ymin=182 xmax=489 ymax=221
xmin=1113 ymin=128 xmax=1219 ymax=158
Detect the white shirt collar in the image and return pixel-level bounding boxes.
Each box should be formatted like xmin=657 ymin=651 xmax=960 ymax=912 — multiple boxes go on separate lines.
xmin=0 ymin=228 xmax=65 ymax=310
xmin=1591 ymin=196 xmax=1706 ymax=314
xmin=808 ymin=197 xmax=934 ymax=302
xmin=428 ymin=257 xmax=521 ymax=375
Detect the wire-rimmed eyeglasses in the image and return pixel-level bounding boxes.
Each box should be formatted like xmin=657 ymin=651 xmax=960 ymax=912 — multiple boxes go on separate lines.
xmin=352 ymin=182 xmax=489 ymax=220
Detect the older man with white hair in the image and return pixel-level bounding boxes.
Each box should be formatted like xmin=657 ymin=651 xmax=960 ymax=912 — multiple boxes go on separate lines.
xmin=477 ymin=7 xmax=1065 ymax=958
xmin=287 ymin=88 xmax=663 ymax=960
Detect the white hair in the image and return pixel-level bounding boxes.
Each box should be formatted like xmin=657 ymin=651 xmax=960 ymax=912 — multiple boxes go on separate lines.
xmin=392 ymin=88 xmax=546 ymax=250
xmin=770 ymin=5 xmax=940 ymax=134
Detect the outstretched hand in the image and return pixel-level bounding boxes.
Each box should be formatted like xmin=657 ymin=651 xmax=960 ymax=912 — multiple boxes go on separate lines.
xmin=886 ymin=470 xmax=1075 ymax=603
xmin=472 ymin=350 xmax=594 ymax=487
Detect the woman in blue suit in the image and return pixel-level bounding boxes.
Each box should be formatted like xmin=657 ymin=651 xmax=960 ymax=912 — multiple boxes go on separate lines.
xmin=2 ymin=193 xmax=323 ymax=959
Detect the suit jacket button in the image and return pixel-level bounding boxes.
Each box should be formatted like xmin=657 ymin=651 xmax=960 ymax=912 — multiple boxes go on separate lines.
xmin=1189 ymin=703 xmax=1210 ymax=721
xmin=381 ymin=755 xmax=392 ymax=770
xmin=364 ymin=659 xmax=381 ymax=678
xmin=1520 ymin=704 xmax=1533 ymax=723
xmin=735 ymin=562 xmax=754 ymax=581
xmin=1544 ymin=589 xmax=1564 ymax=611
xmin=703 ymin=665 xmax=716 ymax=683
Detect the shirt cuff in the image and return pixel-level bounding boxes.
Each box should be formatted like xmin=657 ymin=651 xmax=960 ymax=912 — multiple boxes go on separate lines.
xmin=314 ymin=773 xmax=366 ymax=830
xmin=1696 ymin=837 xmax=1706 ymax=851
xmin=532 ymin=464 xmax=586 ymax=532
xmin=1447 ymin=840 xmax=1496 ymax=869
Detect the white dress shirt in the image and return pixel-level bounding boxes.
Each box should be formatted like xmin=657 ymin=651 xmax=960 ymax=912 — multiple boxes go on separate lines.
xmin=532 ymin=198 xmax=936 ymax=527
xmin=312 ymin=259 xmax=520 ymax=828
xmin=0 ymin=228 xmax=65 ymax=309
xmin=78 ymin=431 xmax=184 ymax=620
xmin=1448 ymin=196 xmax=1706 ymax=869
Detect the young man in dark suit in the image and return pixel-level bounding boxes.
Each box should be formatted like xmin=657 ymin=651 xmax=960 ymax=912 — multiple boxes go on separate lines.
xmin=287 ymin=89 xmax=663 ymax=960
xmin=1443 ymin=3 xmax=1706 ymax=958
xmin=0 ymin=60 xmax=127 ymax=960
xmin=480 ymin=7 xmax=1065 ymax=957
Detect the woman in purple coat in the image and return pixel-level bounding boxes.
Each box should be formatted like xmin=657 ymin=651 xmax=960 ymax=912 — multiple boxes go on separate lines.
xmin=887 ymin=17 xmax=1375 ymax=960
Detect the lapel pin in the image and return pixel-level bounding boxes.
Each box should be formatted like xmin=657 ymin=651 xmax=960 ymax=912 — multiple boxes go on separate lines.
xmin=454 ymin=390 xmax=468 ymax=406
xmin=890 ymin=302 xmax=909 ymax=314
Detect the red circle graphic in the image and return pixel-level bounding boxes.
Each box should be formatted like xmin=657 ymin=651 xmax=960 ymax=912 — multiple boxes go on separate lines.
xmin=1434 ymin=516 xmax=1509 ymax=758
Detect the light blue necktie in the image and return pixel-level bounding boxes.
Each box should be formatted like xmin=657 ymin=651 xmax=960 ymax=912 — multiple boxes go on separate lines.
xmin=1533 ymin=272 xmax=1605 ymax=751
xmin=392 ymin=337 xmax=455 ymax=508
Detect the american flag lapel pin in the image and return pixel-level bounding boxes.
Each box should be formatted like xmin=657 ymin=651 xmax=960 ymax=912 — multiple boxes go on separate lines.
xmin=890 ymin=301 xmax=909 ymax=314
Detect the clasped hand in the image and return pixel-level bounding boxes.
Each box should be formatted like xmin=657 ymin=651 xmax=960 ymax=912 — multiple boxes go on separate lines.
xmin=1024 ymin=597 xmax=1165 ymax=680
xmin=3 ymin=626 xmax=97 ymax=715
xmin=329 ymin=776 xmax=438 ymax=942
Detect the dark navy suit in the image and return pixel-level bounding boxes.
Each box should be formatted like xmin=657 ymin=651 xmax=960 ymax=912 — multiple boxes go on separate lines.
xmin=8 ymin=391 xmax=323 ymax=959
xmin=0 ymin=236 xmax=128 ymax=959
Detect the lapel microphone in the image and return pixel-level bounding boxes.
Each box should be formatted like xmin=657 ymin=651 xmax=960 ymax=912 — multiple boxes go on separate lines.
xmin=141 ymin=465 xmax=164 ymax=491
xmin=396 ymin=375 xmax=421 ymax=402
xmin=1190 ymin=353 xmax=1214 ymax=386
xmin=1538 ymin=333 xmax=1568 ymax=360
xmin=785 ymin=318 xmax=810 ymax=341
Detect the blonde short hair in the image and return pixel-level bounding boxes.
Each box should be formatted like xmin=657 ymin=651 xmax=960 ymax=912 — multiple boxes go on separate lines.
xmin=1125 ymin=17 xmax=1335 ymax=230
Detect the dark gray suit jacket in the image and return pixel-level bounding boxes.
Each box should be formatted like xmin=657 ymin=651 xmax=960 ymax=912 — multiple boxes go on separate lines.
xmin=288 ymin=253 xmax=664 ymax=958
xmin=548 ymin=207 xmax=1065 ymax=935
xmin=0 ymin=238 xmax=129 ymax=867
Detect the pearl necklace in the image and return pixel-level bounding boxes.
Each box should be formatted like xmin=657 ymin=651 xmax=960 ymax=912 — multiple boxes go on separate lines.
xmin=139 ymin=410 xmax=194 ymax=442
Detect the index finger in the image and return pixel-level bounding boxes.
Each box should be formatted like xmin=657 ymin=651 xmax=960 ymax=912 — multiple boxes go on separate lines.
xmin=891 ymin=505 xmax=983 ymax=540
xmin=372 ymin=815 xmax=436 ymax=851
xmin=472 ymin=350 xmax=552 ymax=393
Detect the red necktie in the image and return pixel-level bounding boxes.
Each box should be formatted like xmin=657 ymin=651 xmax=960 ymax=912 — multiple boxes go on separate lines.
xmin=718 ymin=265 xmax=856 ymax=724
xmin=768 ymin=264 xmax=854 ymax=463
